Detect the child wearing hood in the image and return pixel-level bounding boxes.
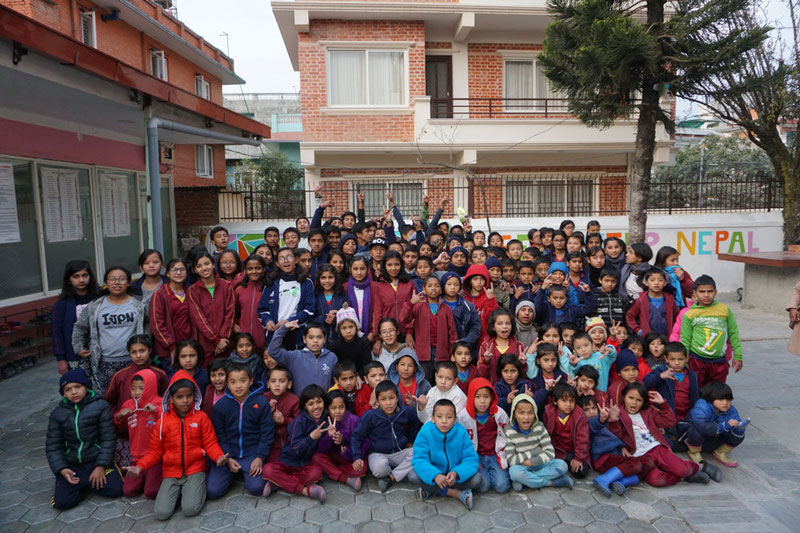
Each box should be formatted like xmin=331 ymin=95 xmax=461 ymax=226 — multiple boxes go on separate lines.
xmin=47 ymin=369 xmax=123 ymax=510
xmin=461 ymin=264 xmax=500 ymax=344
xmin=122 ymin=370 xmax=229 ymax=520
xmin=457 ymin=378 xmax=511 ymax=493
xmin=388 ymin=348 xmax=432 ymax=410
xmin=441 ymin=271 xmax=483 ymax=358
xmin=327 ymin=306 xmax=373 ymax=376
xmin=410 ymin=399 xmax=481 ymax=509
xmin=504 ymin=393 xmax=573 ymax=491
xmin=227 ymin=333 xmax=262 ymax=379
xmin=115 ymin=369 xmax=163 ymax=499
xmin=485 ymin=256 xmax=512 ymax=311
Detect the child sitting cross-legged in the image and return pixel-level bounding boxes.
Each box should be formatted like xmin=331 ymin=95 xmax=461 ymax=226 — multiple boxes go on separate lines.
xmin=351 ymin=380 xmax=421 ymax=493
xmin=47 ymin=369 xmax=123 ymax=510
xmin=543 ymin=383 xmax=591 ymax=479
xmin=505 ymin=393 xmax=573 ymax=491
xmin=457 ymin=378 xmax=511 ymax=494
xmin=685 ymin=382 xmax=748 ymax=467
xmin=311 ymin=390 xmax=368 ymax=491
xmin=410 ymin=399 xmax=481 ymax=509
xmin=207 ymin=363 xmax=273 ymax=500
xmin=416 ymin=361 xmax=468 ymax=423
xmin=122 ymin=370 xmax=229 ymax=520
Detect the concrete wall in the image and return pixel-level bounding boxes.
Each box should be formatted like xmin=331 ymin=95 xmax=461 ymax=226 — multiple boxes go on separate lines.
xmin=217 ymin=212 xmax=784 ymax=293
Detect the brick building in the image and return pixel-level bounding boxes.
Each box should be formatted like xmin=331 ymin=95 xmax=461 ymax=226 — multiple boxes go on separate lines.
xmin=0 ymin=0 xmax=269 ymax=314
xmin=271 ymin=0 xmax=675 ymax=219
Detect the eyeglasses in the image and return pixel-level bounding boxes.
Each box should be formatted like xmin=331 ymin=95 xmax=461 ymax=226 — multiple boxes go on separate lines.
xmin=107 ymin=278 xmax=128 ymax=284
xmin=277 ymin=256 xmax=294 ymax=263
xmin=169 ymin=267 xmax=187 ymax=273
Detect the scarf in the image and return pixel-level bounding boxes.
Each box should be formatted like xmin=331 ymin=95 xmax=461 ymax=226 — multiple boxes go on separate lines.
xmin=347 ymin=276 xmax=372 ymax=335
xmin=515 ymin=319 xmax=537 ymax=348
xmin=664 ymin=265 xmax=684 ymax=308
xmin=448 ymin=263 xmax=469 ymax=277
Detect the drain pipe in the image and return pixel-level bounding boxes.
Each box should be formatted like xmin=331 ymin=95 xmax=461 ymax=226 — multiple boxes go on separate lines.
xmin=146 ymin=117 xmax=262 ymax=252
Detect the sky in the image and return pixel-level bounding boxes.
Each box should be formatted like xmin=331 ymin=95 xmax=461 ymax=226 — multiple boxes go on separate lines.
xmin=178 ymin=0 xmax=794 ymax=115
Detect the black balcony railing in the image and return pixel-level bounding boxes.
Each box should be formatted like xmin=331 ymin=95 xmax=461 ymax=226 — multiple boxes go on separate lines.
xmin=430 ymin=97 xmax=574 ymax=119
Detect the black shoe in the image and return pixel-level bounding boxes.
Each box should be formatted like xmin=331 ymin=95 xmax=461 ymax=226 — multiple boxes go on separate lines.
xmin=701 ymin=461 xmax=722 ymax=482
xmin=686 ymin=470 xmax=710 ymax=484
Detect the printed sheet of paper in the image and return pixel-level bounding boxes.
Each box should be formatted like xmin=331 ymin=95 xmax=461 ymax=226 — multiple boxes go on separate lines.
xmin=100 ymin=172 xmax=131 ymax=238
xmin=41 ymin=167 xmax=83 ymax=242
xmin=0 ymin=163 xmax=21 ymax=244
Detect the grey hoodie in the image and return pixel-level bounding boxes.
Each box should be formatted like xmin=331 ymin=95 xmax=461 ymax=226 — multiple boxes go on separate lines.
xmin=387 ymin=347 xmax=432 ymax=408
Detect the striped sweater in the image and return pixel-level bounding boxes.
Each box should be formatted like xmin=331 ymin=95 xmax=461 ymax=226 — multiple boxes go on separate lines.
xmin=504 ymin=394 xmax=555 ymax=467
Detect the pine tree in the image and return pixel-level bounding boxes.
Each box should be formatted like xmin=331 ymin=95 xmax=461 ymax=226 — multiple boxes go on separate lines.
xmin=539 ymin=0 xmax=769 ymax=242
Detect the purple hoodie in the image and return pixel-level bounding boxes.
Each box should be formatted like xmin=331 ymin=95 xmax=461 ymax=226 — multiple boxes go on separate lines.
xmin=316 ymin=410 xmax=362 ymax=462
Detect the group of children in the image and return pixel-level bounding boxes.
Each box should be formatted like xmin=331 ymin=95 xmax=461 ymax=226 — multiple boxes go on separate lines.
xmin=46 ymin=204 xmax=750 ymax=517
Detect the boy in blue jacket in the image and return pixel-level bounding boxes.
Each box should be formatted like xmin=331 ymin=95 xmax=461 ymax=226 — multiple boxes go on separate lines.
xmin=686 ymin=381 xmax=748 ymax=467
xmin=207 ymin=363 xmax=274 ymax=499
xmin=268 ymin=321 xmax=338 ymax=393
xmin=533 ymin=278 xmax=594 ymax=326
xmin=410 ymin=399 xmax=481 ymax=509
xmin=440 ymin=272 xmax=482 ymax=357
xmin=351 ymin=380 xmax=421 ymax=492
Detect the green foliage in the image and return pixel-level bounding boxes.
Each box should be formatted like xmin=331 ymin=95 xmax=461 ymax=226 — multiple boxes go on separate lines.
xmin=654 ymin=135 xmax=774 ymax=183
xmin=231 ymin=150 xmax=303 ymax=192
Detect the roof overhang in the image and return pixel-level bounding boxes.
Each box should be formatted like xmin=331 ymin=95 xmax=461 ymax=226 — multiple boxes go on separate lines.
xmin=92 ymin=0 xmax=245 ymax=85
xmin=0 ymin=5 xmax=270 ymax=140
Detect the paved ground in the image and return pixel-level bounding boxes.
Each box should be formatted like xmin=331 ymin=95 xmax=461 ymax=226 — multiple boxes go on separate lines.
xmin=1 ymin=295 xmax=798 ymax=533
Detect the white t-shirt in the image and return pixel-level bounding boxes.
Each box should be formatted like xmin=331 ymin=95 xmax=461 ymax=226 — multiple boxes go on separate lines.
xmin=277 ymin=279 xmax=301 ymax=322
xmin=630 ymin=412 xmax=661 ymax=457
xmin=625 ymin=274 xmax=641 ymax=300
xmin=354 ymin=287 xmax=365 ymax=321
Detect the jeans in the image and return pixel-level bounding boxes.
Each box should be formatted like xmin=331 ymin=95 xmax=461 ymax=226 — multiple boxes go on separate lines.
xmin=478 ymin=455 xmax=510 ymax=493
xmin=509 ymin=459 xmax=568 ymax=489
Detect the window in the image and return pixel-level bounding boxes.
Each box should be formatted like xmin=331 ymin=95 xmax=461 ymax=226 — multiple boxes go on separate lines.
xmin=506 ymin=178 xmax=594 ymax=216
xmin=328 ymin=50 xmax=406 ymax=106
xmin=195 ymin=145 xmax=214 ymax=178
xmin=503 ymin=59 xmax=556 ymax=111
xmin=150 ymin=50 xmax=168 ymax=81
xmin=80 ymin=10 xmax=96 ymax=48
xmin=351 ymin=181 xmax=423 ymax=218
xmin=195 ymin=75 xmax=210 ymax=99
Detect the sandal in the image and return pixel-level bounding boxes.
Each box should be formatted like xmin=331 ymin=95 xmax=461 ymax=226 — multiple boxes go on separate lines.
xmin=418 ymin=487 xmax=430 ymax=500
xmin=459 ymin=489 xmax=473 ymax=510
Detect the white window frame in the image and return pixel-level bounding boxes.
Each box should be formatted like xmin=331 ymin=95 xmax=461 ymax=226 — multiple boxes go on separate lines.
xmin=150 ymin=49 xmax=168 ymax=81
xmin=502 ymin=57 xmax=555 ymax=112
xmin=503 ymin=175 xmax=599 ymax=216
xmin=347 ymin=178 xmax=426 ymax=219
xmin=80 ymin=10 xmax=96 ymax=48
xmin=326 ymin=48 xmax=410 ymax=108
xmin=195 ymin=144 xmax=214 ymax=178
xmin=195 ymin=75 xmax=211 ymax=99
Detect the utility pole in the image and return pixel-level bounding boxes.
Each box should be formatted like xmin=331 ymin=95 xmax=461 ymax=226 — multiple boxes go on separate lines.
xmin=698 ymin=144 xmax=705 ymax=208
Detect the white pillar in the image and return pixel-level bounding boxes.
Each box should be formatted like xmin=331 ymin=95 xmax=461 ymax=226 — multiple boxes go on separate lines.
xmin=304 ymin=166 xmax=321 ymax=217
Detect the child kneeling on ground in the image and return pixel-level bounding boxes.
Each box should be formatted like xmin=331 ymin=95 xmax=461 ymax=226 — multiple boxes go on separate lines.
xmin=122 ymin=370 xmax=229 ymax=520
xmin=47 ymin=369 xmax=123 ymax=510
xmin=410 ymin=399 xmax=481 ymax=509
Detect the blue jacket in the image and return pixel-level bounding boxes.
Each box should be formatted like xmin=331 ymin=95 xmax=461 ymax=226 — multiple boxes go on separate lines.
xmin=350 ymin=404 xmax=421 ymax=460
xmin=131 ymin=274 xmax=169 ymax=291
xmin=529 ymin=368 xmax=568 ymax=413
xmin=588 ymin=416 xmax=628 ymax=461
xmin=268 ymin=325 xmax=338 ymax=393
xmin=211 ymin=381 xmax=274 ymax=460
xmin=687 ymin=399 xmax=745 ymax=438
xmin=447 ymin=297 xmax=482 ymax=354
xmin=257 ymin=278 xmax=315 ymax=330
xmin=411 ymin=421 xmax=479 ymax=485
xmin=308 ymin=252 xmax=329 ymax=279
xmin=534 ymin=288 xmax=594 ymax=326
xmin=51 ymin=295 xmax=92 ymax=362
xmin=279 ymin=409 xmax=327 ymax=467
xmin=313 ymin=292 xmax=347 ymax=342
xmin=643 ymin=364 xmax=699 ymax=417
xmin=495 ymin=378 xmax=534 ymax=415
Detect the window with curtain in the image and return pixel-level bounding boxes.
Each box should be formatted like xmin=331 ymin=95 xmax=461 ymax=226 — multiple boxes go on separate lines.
xmin=505 ymin=178 xmax=594 ymax=216
xmin=504 ymin=59 xmax=556 ymax=111
xmin=329 ymin=50 xmax=406 ymax=106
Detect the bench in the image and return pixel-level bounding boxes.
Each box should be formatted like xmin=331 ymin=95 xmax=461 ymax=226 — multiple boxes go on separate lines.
xmin=718 ymin=252 xmax=800 ymax=313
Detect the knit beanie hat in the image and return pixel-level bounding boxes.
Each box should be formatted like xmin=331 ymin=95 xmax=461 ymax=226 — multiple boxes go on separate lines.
xmin=515 ymin=299 xmax=535 ymax=318
xmin=448 ymin=246 xmax=468 ymax=258
xmin=60 ymin=368 xmax=92 ymax=395
xmin=440 ymin=271 xmax=462 ymax=290
xmin=585 ymin=316 xmax=607 ymax=334
xmin=548 ymin=262 xmax=568 ymax=276
xmin=336 ymin=304 xmax=363 ymax=336
xmin=485 ymin=256 xmax=503 ymax=270
xmin=616 ymin=349 xmax=638 ymax=372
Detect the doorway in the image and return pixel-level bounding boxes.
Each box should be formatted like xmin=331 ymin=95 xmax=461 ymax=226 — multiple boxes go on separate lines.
xmin=426 ymin=55 xmax=453 ymax=118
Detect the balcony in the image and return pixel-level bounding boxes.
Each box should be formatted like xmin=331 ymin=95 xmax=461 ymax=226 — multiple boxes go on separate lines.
xmin=430 ymin=97 xmax=573 ymax=119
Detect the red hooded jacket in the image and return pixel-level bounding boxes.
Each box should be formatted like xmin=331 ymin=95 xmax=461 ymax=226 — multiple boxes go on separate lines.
xmin=188 ymin=277 xmax=235 ymax=365
xmin=136 ymin=370 xmax=225 ymax=478
xmin=104 ymin=362 xmax=167 ymax=412
xmin=461 ymin=264 xmax=499 ymax=344
xmin=234 ymin=281 xmax=267 ymax=349
xmin=114 ymin=369 xmax=162 ymax=461
xmin=543 ymin=403 xmax=591 ymax=466
xmin=371 ymin=278 xmax=415 ymax=337
xmin=150 ymin=283 xmax=193 ymax=359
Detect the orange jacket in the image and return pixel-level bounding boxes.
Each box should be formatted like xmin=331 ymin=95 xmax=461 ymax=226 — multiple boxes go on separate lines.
xmin=136 ymin=370 xmax=225 ymax=478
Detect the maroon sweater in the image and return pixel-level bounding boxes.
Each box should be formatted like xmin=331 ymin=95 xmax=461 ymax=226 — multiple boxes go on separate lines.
xmin=264 ymin=390 xmax=300 ymax=453
xmin=543 ymin=404 xmax=591 ymax=465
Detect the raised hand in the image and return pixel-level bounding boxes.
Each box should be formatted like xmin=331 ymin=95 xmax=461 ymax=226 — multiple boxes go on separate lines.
xmin=410 ymin=290 xmax=425 ymax=306
xmin=310 ymin=421 xmax=329 ymax=440
xmin=578 ymin=282 xmax=591 ymax=293
xmin=484 ymin=283 xmax=495 ymax=300
xmin=609 ymin=320 xmax=621 ymax=339
xmin=545 ymin=375 xmax=562 ymax=391
xmin=320 ymin=199 xmax=334 ymax=209
xmin=514 ymin=286 xmax=526 ymax=299
xmin=422 ymin=193 xmax=430 ymax=206
xmin=599 ymin=345 xmax=612 ymax=359
xmin=284 ymin=320 xmax=300 ymax=331
xmin=386 ymin=191 xmax=395 ymax=206
xmin=507 ymin=388 xmax=518 ymax=404
xmin=414 ymin=394 xmax=429 ymax=411
xmin=660 ymin=368 xmax=676 ymax=381
xmin=541 ymin=275 xmax=553 ymax=290
xmin=598 ymin=405 xmax=609 ymax=422
xmin=608 ymin=401 xmax=620 ymax=422
xmin=526 ymin=339 xmax=543 ymax=355
xmin=314 ymin=184 xmax=323 ymax=197
xmin=648 ymin=391 xmax=665 ymax=405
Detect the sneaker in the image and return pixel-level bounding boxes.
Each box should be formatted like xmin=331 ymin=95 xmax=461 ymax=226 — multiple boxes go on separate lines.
xmin=377 ymin=477 xmax=393 ymax=493
xmin=551 ymin=475 xmax=575 ymax=490
xmin=306 ymin=484 xmax=326 ymax=503
xmin=346 ymin=477 xmax=362 ymax=492
xmin=701 ymin=461 xmax=723 ymax=482
xmin=686 ymin=470 xmax=710 ymax=484
xmin=511 ymin=481 xmax=523 ymax=492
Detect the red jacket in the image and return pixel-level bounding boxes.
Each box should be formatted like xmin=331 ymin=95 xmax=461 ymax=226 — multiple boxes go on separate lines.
xmin=354 ymin=384 xmax=374 ymax=417
xmin=114 ymin=369 xmax=162 ymax=460
xmin=607 ymin=403 xmax=677 ymax=453
xmin=136 ymin=370 xmax=225 ymax=478
xmin=543 ymin=403 xmax=591 ymax=465
xmin=104 ymin=362 xmax=167 ymax=412
xmin=201 ymin=384 xmax=225 ymax=416
xmin=188 ymin=277 xmax=235 ymax=365
xmin=235 ymin=281 xmax=267 ymax=349
xmin=150 ymin=283 xmax=193 ymax=359
xmin=399 ymin=299 xmax=457 ymax=362
xmin=263 ymin=390 xmax=300 ymax=453
xmin=625 ymin=291 xmax=678 ymax=336
xmin=476 ymin=337 xmax=527 ymax=384
xmin=461 ymin=264 xmax=499 ymax=344
xmin=371 ymin=278 xmax=415 ymax=337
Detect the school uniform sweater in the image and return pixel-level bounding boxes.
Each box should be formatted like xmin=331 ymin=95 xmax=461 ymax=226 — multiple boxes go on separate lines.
xmin=234 ymin=282 xmax=267 ymax=349
xmin=543 ymin=404 xmax=591 ymax=465
xmin=150 ymin=283 xmax=193 ymax=359
xmin=626 ymin=291 xmax=678 ymax=337
xmin=313 ymin=292 xmax=347 ymax=342
xmin=51 ymin=294 xmax=93 ymax=363
xmin=477 ymin=337 xmax=527 ymax=385
xmin=187 ymin=277 xmax=235 ymax=363
xmin=264 ymin=390 xmax=300 ymax=454
xmin=495 ymin=377 xmax=534 ymax=415
xmin=371 ymin=279 xmax=415 ymax=337
xmin=399 ymin=299 xmax=457 ymax=362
